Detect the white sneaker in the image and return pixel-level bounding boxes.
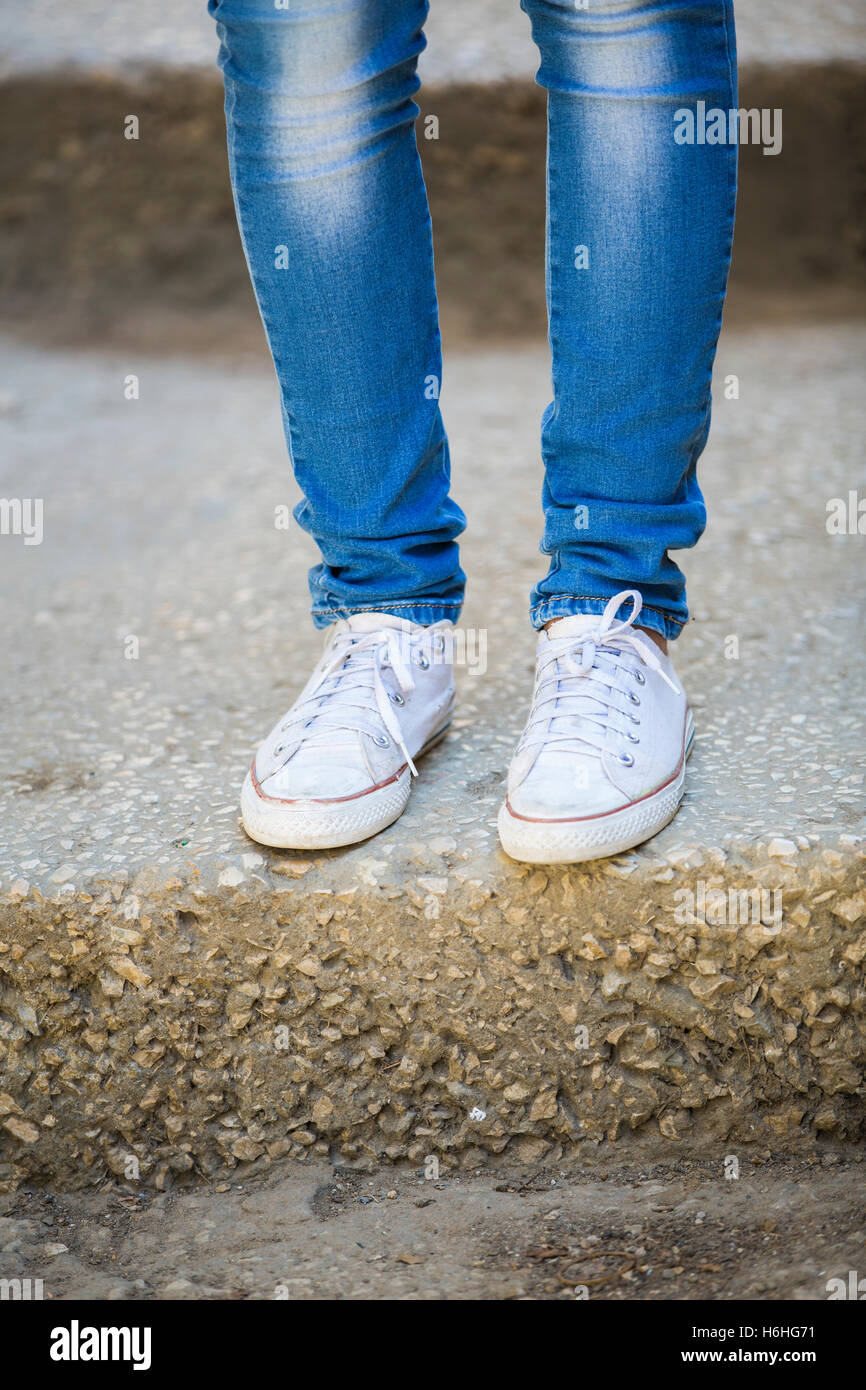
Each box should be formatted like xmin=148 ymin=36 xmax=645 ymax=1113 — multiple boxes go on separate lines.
xmin=498 ymin=590 xmax=694 ymax=864
xmin=241 ymin=613 xmax=455 ymax=849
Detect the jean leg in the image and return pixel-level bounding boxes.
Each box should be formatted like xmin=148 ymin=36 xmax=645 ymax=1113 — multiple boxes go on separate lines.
xmin=210 ymin=0 xmax=466 ymax=627
xmin=522 ymin=0 xmax=738 ymax=640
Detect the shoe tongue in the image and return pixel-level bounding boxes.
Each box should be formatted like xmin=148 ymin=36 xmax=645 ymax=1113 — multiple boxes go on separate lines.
xmin=542 ymin=614 xmax=606 ymax=644
xmin=343 ymin=612 xmax=412 ymax=635
xmin=540 ymin=615 xmax=622 ymax=750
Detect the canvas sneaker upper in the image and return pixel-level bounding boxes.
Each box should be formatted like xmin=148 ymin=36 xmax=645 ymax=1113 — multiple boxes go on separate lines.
xmin=506 ymin=590 xmax=690 ymax=821
xmin=252 ymin=613 xmax=455 ymax=803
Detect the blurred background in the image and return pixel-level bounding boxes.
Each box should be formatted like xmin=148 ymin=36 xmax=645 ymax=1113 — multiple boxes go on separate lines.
xmin=1 ymin=0 xmax=864 ymax=352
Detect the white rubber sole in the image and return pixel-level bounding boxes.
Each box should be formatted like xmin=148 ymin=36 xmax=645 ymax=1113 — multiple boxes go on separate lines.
xmin=497 ymin=715 xmax=695 ymax=865
xmin=240 ymin=723 xmax=450 ymax=851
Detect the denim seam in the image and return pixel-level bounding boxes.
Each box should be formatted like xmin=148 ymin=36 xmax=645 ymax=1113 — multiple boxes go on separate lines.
xmin=667 ymin=4 xmax=738 ymax=561
xmin=223 ymin=62 xmax=302 ymax=475
xmin=529 ymin=595 xmax=687 ymax=627
xmin=543 ymin=89 xmax=559 ymax=475
xmin=721 ymin=0 xmax=738 ymax=107
xmin=683 ymin=0 xmax=737 ymax=495
xmin=312 ymin=600 xmax=463 ymax=614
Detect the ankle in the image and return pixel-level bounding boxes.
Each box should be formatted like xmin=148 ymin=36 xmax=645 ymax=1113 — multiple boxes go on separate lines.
xmin=637 ymin=625 xmax=667 ymax=655
xmin=543 ymin=614 xmax=668 ymax=656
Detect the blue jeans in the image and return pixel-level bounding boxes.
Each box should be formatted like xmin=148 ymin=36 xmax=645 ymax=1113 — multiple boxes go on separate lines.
xmin=210 ymin=0 xmax=737 ymax=641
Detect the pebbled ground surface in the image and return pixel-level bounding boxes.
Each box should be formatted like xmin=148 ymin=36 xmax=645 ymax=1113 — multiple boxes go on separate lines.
xmin=0 ymin=1155 xmax=863 ymax=1301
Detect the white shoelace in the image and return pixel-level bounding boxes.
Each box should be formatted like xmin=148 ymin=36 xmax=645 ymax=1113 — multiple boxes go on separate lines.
xmin=520 ymin=590 xmax=678 ymax=766
xmin=273 ymin=627 xmax=435 ymax=777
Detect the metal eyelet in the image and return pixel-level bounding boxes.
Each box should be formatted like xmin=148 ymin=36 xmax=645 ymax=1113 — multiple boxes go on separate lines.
xmin=627 ymin=690 xmax=641 ymax=705
xmin=416 ymin=655 xmax=430 ymax=669
xmin=633 ymin=670 xmax=646 ymax=685
xmin=625 ymin=731 xmax=640 ymax=743
xmin=434 ymin=636 xmax=445 ymax=652
xmin=390 ymin=692 xmax=404 ymax=705
xmin=374 ymin=734 xmax=389 ymax=747
xmin=617 ymin=752 xmax=635 ymax=767
xmin=273 ymin=744 xmax=284 ymax=755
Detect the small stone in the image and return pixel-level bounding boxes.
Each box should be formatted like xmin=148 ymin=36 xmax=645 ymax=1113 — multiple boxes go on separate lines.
xmin=231 ymin=1137 xmax=264 ymax=1162
xmin=766 ymin=838 xmax=797 ymax=858
xmin=688 ymin=973 xmax=736 ymax=1001
xmin=514 ymin=1137 xmax=550 ymax=1163
xmin=600 ymin=969 xmax=629 ymax=1000
xmin=416 ymin=876 xmax=448 ymax=895
xmin=579 ymin=934 xmax=607 ymax=960
xmin=17 ymin=1003 xmax=39 ymax=1034
xmin=50 ymin=863 xmax=77 ymax=884
xmin=529 ymin=1090 xmax=558 ymax=1122
xmin=109 ymin=957 xmax=151 ymax=990
xmin=312 ymin=1096 xmax=334 ymax=1126
xmin=218 ymin=866 xmax=245 ymax=887
xmin=270 ymin=859 xmax=313 ymax=877
xmin=3 ymin=1116 xmax=40 ymax=1144
xmin=658 ymin=1111 xmax=692 ymax=1140
xmin=106 ymin=1283 xmax=134 ymax=1300
xmin=666 ymin=846 xmax=702 ymax=869
xmin=162 ymin=1279 xmax=197 ymax=1298
xmin=428 ymin=837 xmax=457 ymax=856
xmin=832 ymin=895 xmax=865 ymax=925
xmin=111 ymin=925 xmax=144 ymax=947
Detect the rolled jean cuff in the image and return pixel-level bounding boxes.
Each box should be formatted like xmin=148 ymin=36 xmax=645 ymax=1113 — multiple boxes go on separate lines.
xmin=529 ymin=595 xmax=687 ymax=642
xmin=311 ymin=600 xmax=464 ymax=631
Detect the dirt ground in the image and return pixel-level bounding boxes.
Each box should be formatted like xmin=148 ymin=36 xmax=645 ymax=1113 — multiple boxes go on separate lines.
xmin=1 ymin=1154 xmax=862 ymax=1301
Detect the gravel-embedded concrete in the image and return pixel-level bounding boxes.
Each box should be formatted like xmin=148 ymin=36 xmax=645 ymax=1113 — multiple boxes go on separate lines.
xmin=0 ymin=321 xmax=864 ymax=1191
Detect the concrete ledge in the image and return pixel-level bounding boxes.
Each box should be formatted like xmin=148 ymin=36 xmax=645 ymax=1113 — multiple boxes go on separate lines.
xmin=1 ymin=832 xmax=864 ymax=1192
xmin=0 ymin=325 xmax=864 ymax=1191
